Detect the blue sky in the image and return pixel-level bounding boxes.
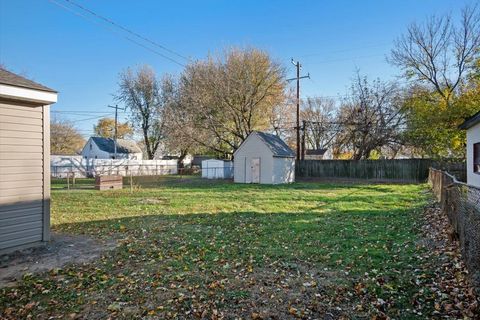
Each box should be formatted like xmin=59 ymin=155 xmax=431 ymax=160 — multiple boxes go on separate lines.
xmin=0 ymin=0 xmax=472 ymax=137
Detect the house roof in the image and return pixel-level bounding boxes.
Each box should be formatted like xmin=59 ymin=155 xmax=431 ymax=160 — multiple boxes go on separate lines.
xmin=459 ymin=110 xmax=480 ymax=130
xmin=254 ymin=131 xmax=295 ymax=158
xmin=91 ymin=137 xmax=142 ymax=154
xmin=0 ymin=68 xmax=57 ymax=93
xmin=306 ymin=149 xmax=327 ymax=156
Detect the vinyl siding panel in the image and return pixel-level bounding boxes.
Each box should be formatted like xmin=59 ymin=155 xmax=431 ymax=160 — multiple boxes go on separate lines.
xmin=0 ymin=114 xmax=44 ymax=125
xmin=0 ymin=100 xmax=47 ymax=254
xmin=0 ymin=152 xmax=43 ymax=160
xmin=0 ymin=122 xmax=43 ymax=133
xmin=0 ymin=220 xmax=43 ymax=234
xmin=0 ymin=172 xmax=43 ymax=182
xmin=0 ymin=213 xmax=42 ymax=227
xmin=272 ymin=157 xmax=295 ymax=184
xmin=0 ymin=234 xmax=43 ymax=251
xmin=0 ymin=145 xmax=43 ymax=153
xmin=0 ymin=159 xmax=43 ymax=167
xmin=0 ymin=227 xmax=43 ymax=243
xmin=0 ymin=130 xmax=44 ymax=139
xmin=0 ymin=179 xmax=43 ymax=189
xmin=0 ymin=137 xmax=43 ymax=146
xmin=0 ymin=204 xmax=43 ymax=217
xmin=0 ymin=104 xmax=43 ymax=117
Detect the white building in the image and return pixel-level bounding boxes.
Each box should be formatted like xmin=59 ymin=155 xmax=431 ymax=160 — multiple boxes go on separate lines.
xmin=233 ymin=131 xmax=295 ymax=184
xmin=82 ymin=137 xmax=143 ymax=160
xmin=201 ymin=159 xmax=233 ymax=179
xmin=459 ymin=111 xmax=480 ymax=187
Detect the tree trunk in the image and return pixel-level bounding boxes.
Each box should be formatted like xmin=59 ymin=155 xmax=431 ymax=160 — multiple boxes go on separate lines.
xmin=177 ymin=149 xmax=188 ymax=168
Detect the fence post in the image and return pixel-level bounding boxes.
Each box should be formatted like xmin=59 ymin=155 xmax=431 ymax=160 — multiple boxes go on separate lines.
xmin=130 ymin=170 xmax=133 ymax=193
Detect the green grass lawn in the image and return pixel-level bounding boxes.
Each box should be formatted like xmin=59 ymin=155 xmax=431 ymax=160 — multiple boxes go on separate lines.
xmin=2 ymin=177 xmax=432 ymax=319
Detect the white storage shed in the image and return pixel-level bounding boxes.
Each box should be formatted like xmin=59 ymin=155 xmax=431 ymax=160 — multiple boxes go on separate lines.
xmin=233 ymin=131 xmax=295 ymax=184
xmin=0 ymin=68 xmax=57 ymax=254
xmin=201 ymin=159 xmax=233 ymax=179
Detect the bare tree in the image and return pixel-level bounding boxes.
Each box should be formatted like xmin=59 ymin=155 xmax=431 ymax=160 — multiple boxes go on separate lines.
xmin=301 ymin=97 xmax=338 ymax=151
xmin=269 ymin=88 xmax=296 ymax=148
xmin=335 ymin=74 xmax=405 ymax=160
xmin=51 ymin=119 xmax=85 ymax=155
xmin=390 ymin=5 xmax=480 ymax=104
xmin=180 ymin=48 xmax=287 ymax=156
xmin=161 ymin=75 xmax=205 ymax=166
xmin=116 ymin=65 xmax=167 ymax=159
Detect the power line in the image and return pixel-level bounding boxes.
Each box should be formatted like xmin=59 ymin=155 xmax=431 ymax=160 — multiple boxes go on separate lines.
xmin=48 ymin=0 xmax=186 ymax=67
xmin=62 ymin=0 xmax=190 ymax=61
xmin=52 ymin=111 xmax=113 ymax=114
xmin=61 ymin=114 xmax=111 ymax=123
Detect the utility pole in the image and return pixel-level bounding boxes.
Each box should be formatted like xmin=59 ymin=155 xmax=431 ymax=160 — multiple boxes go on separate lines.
xmin=287 ymin=59 xmax=309 ymax=161
xmin=301 ymin=120 xmax=306 ymax=160
xmin=108 ymin=105 xmax=125 ymax=159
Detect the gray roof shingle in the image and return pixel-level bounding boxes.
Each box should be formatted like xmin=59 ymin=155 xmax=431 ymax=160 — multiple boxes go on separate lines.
xmin=254 ymin=131 xmax=295 ymax=158
xmin=0 ymin=68 xmax=56 ymax=93
xmin=91 ymin=137 xmax=142 ymax=154
xmin=459 ymin=110 xmax=480 ymax=130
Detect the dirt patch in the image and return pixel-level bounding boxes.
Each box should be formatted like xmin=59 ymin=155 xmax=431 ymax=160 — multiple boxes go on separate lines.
xmin=0 ymin=233 xmax=117 ymax=288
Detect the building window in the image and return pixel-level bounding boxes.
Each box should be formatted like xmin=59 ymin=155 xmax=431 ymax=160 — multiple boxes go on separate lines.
xmin=90 ymin=143 xmax=92 ymax=150
xmin=474 ymin=143 xmax=480 ymax=173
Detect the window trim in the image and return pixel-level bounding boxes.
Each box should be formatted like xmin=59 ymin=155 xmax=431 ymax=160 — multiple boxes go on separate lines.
xmin=473 ymin=142 xmax=480 ymax=174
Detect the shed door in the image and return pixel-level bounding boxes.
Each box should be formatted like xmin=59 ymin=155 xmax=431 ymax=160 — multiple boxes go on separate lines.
xmin=251 ymin=158 xmax=260 ymax=183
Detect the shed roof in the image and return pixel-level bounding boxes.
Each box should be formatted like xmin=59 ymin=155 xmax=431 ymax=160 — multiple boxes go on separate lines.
xmin=0 ymin=68 xmax=57 ymax=93
xmin=91 ymin=137 xmax=142 ymax=154
xmin=306 ymin=149 xmax=327 ymax=156
xmin=459 ymin=110 xmax=480 ymax=130
xmin=253 ymin=131 xmax=295 ymax=158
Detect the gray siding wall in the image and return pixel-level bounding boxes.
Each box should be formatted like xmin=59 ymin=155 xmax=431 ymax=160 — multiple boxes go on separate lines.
xmin=272 ymin=157 xmax=295 ymax=184
xmin=234 ymin=134 xmax=273 ymax=184
xmin=0 ymin=101 xmax=48 ymax=254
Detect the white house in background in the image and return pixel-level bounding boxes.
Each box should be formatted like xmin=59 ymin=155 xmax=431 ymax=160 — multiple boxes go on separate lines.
xmin=81 ymin=137 xmax=143 ymax=160
xmin=459 ymin=110 xmax=480 ymax=187
xmin=201 ymin=159 xmax=233 ymax=179
xmin=234 ymin=131 xmax=295 ymax=184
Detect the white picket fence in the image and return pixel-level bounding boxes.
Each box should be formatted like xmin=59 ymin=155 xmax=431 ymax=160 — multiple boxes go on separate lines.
xmin=51 ymin=156 xmax=178 ymax=178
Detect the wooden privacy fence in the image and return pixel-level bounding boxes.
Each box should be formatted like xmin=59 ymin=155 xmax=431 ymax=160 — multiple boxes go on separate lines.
xmin=296 ymin=159 xmax=437 ymax=182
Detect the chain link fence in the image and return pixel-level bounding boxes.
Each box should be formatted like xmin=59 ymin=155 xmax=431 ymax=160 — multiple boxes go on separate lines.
xmin=51 ymin=166 xmax=233 ymax=190
xmin=51 ymin=163 xmax=178 ymax=178
xmin=428 ymin=168 xmax=480 ymax=289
